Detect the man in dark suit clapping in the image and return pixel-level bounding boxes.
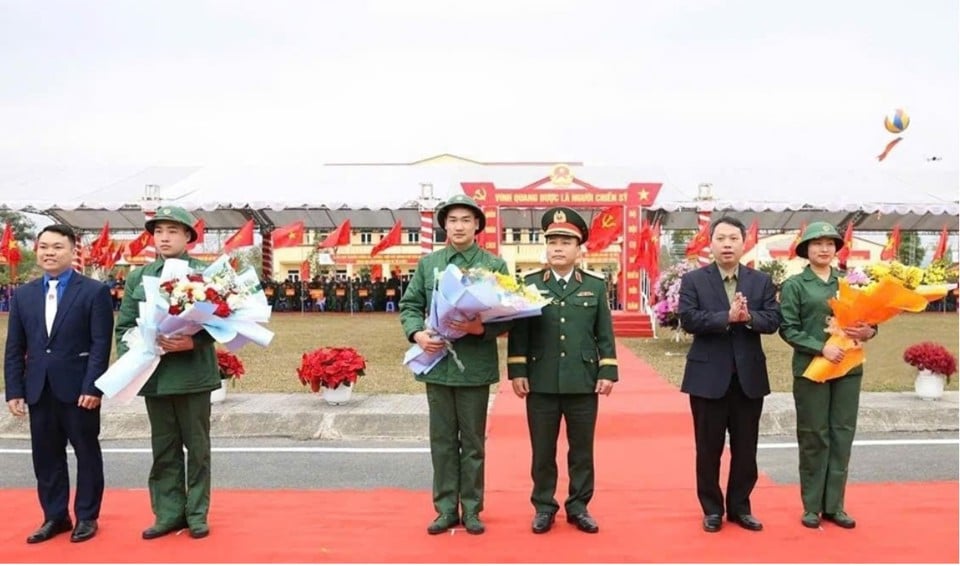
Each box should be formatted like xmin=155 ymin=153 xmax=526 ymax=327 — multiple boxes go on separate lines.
xmin=678 ymin=216 xmax=780 ymax=533
xmin=4 ymin=225 xmax=114 ymax=544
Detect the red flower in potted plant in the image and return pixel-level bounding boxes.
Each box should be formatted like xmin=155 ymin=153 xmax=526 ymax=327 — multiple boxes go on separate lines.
xmin=216 ymin=350 xmax=246 ymax=386
xmin=297 ymin=347 xmax=366 ymax=392
xmin=904 ymin=342 xmax=958 ymax=383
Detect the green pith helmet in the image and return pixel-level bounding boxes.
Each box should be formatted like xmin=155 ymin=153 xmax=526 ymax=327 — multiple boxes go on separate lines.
xmin=796 ymin=221 xmax=844 ymax=259
xmin=145 ymin=205 xmax=199 ymax=243
xmin=436 ymin=194 xmax=486 ymax=233
xmin=541 ymin=207 xmax=589 ymax=243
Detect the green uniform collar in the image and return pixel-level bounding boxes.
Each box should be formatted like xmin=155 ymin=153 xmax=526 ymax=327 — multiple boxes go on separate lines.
xmin=800 ymin=264 xmax=839 ymax=283
xmin=444 ymin=242 xmax=480 ymax=264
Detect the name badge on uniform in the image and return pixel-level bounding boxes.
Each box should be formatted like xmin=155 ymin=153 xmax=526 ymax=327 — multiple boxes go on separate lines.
xmin=577 ymin=291 xmax=595 ymax=297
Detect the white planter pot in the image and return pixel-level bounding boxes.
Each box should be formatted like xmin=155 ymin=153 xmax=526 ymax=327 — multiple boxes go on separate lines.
xmin=210 ymin=379 xmax=229 ymax=404
xmin=914 ymin=369 xmax=946 ymax=401
xmin=321 ymin=383 xmax=353 ymax=405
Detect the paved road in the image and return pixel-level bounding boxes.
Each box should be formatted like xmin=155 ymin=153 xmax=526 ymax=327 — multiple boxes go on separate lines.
xmin=0 ymin=433 xmax=955 ymax=490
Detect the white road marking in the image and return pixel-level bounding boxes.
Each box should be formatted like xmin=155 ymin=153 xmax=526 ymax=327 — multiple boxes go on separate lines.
xmin=0 ymin=438 xmax=956 ymax=455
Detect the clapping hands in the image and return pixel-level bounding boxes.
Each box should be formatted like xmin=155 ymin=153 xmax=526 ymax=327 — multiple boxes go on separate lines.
xmin=728 ymin=292 xmax=751 ymax=324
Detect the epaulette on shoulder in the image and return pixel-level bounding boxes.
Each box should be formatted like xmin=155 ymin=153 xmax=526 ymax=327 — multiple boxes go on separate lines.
xmin=522 ymin=268 xmax=545 ymax=282
xmin=580 ymin=268 xmax=606 ymax=281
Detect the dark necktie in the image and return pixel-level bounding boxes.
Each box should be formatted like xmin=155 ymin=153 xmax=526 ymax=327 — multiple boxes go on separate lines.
xmin=558 ymin=278 xmax=567 ymax=289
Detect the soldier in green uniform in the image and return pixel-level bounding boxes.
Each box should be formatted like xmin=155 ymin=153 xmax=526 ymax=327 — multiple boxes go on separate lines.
xmin=779 ymin=221 xmax=877 ymax=530
xmin=507 ymin=207 xmax=618 ymax=535
xmin=399 ymin=194 xmax=512 ymax=536
xmin=115 ymin=207 xmax=221 ymax=540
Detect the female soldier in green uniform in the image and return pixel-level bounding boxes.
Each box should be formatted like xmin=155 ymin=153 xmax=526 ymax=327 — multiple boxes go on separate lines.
xmin=399 ymin=194 xmax=512 ymax=536
xmin=779 ymin=221 xmax=877 ymax=529
xmin=115 ymin=207 xmax=221 ymax=540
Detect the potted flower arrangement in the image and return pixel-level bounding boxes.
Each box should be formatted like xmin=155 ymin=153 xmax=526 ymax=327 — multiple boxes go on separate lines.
xmin=652 ymin=260 xmax=697 ymax=340
xmin=903 ymin=342 xmax=957 ymax=400
xmin=297 ymin=346 xmax=366 ymax=405
xmin=212 ymin=350 xmax=245 ymax=404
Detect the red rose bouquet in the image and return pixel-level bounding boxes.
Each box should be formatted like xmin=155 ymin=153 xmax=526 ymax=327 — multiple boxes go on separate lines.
xmin=903 ymin=342 xmax=957 ymax=383
xmin=297 ymin=347 xmax=366 ymax=391
xmin=216 ymin=350 xmax=246 ymax=385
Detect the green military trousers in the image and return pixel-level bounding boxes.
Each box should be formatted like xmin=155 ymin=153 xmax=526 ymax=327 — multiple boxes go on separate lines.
xmin=792 ymin=374 xmax=862 ymax=515
xmin=144 ymin=392 xmax=212 ymax=528
xmin=526 ymin=392 xmax=598 ymax=516
xmin=425 ymin=383 xmax=490 ymax=518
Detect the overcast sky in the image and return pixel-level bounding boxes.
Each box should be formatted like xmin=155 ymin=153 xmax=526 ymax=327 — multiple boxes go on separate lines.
xmin=1 ymin=0 xmax=957 ymax=171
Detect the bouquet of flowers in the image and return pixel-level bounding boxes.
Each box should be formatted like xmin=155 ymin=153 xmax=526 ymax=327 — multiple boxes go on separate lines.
xmin=403 ymin=264 xmax=550 ymax=374
xmin=903 ymin=342 xmax=957 ymax=383
xmin=857 ymin=260 xmax=956 ymax=301
xmin=297 ymin=347 xmax=366 ymax=391
xmin=217 ymin=350 xmax=245 ymax=386
xmin=95 ymin=255 xmax=275 ymax=401
xmin=802 ymin=270 xmax=948 ymax=382
xmin=652 ymin=260 xmax=698 ymax=328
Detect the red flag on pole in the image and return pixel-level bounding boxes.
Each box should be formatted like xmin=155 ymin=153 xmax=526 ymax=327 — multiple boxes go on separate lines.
xmin=743 ymin=219 xmax=760 ymax=254
xmin=788 ymin=222 xmax=808 ymax=260
xmin=836 ymin=222 xmax=855 ymax=270
xmin=300 ymin=260 xmax=310 ymax=282
xmin=0 ymin=222 xmax=21 ymax=274
xmin=685 ymin=222 xmax=711 ymax=259
xmin=933 ymin=225 xmax=949 ymax=262
xmin=224 ymin=219 xmax=255 ymax=254
xmin=271 ymin=221 xmax=305 ymax=249
xmin=318 ymin=219 xmax=352 ymax=249
xmin=186 ymin=218 xmax=206 ymax=251
xmin=880 ymin=224 xmax=901 ymax=261
xmin=370 ymin=264 xmax=383 ymax=280
xmin=371 ymin=220 xmax=402 ymax=257
xmin=584 ymin=206 xmax=623 ymax=253
xmin=89 ymin=222 xmax=110 ymax=264
xmin=127 ymin=230 xmax=153 ymax=258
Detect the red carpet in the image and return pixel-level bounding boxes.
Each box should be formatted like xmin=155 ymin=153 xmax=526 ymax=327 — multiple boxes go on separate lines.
xmin=2 ymin=344 xmax=957 ymax=563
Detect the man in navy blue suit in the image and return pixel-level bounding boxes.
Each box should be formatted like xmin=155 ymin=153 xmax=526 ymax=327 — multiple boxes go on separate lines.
xmin=678 ymin=216 xmax=780 ymax=534
xmin=4 ymin=224 xmax=114 ymax=544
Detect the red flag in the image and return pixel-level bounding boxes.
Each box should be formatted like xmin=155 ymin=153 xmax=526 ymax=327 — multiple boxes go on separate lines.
xmin=836 ymin=222 xmax=855 ymax=269
xmin=0 ymin=222 xmax=20 ymax=267
xmin=102 ymin=241 xmax=122 ymax=271
xmin=271 ymin=221 xmax=305 ymax=250
xmin=685 ymin=222 xmax=711 ymax=258
xmin=371 ymin=264 xmax=383 ymax=280
xmin=743 ymin=219 xmax=759 ymax=254
xmin=584 ymin=206 xmax=623 ymax=253
xmin=877 ymin=137 xmax=903 ymax=162
xmin=186 ymin=218 xmax=206 ymax=251
xmin=933 ymin=225 xmax=949 ymax=262
xmin=127 ymin=230 xmax=153 ymax=258
xmin=647 ymin=220 xmax=661 ymax=290
xmin=788 ymin=222 xmax=808 ymax=260
xmin=300 ymin=260 xmax=310 ymax=282
xmin=224 ymin=219 xmax=255 ymax=253
xmin=89 ymin=221 xmax=110 ymax=264
xmin=880 ymin=224 xmax=901 ymax=261
xmin=318 ymin=219 xmax=352 ymax=249
xmin=371 ymin=220 xmax=402 ymax=257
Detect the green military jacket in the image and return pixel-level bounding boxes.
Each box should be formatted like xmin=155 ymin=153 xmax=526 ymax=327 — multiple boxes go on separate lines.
xmin=115 ymin=254 xmax=220 ymax=397
xmin=507 ymin=268 xmax=619 ymax=393
xmin=399 ymin=243 xmax=511 ymax=386
xmin=779 ymin=265 xmax=864 ymax=379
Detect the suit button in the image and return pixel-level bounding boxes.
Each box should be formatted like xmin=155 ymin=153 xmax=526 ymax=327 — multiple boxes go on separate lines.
xmin=560 ymin=352 xmax=566 ymax=357
xmin=46 ymin=349 xmax=51 ymax=353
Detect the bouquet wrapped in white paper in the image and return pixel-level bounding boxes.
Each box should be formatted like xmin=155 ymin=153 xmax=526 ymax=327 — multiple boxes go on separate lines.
xmin=403 ymin=265 xmax=549 ymax=374
xmin=95 ymin=255 xmax=274 ymax=401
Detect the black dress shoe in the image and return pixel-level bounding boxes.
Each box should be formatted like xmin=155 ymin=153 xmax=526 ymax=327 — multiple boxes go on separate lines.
xmin=702 ymin=514 xmax=723 ymax=533
xmin=70 ymin=520 xmax=98 ymax=543
xmin=729 ymin=513 xmax=763 ymax=531
xmin=142 ymin=521 xmax=188 ymax=540
xmin=566 ymin=512 xmax=599 ymax=534
xmin=27 ymin=518 xmax=73 ymax=544
xmin=532 ymin=512 xmax=556 ymax=534
xmin=189 ymin=525 xmax=210 ymax=539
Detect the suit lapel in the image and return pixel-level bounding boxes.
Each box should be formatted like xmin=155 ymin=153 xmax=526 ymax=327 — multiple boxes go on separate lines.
xmin=49 ymin=274 xmax=82 ymax=341
xmin=29 ymin=280 xmax=50 ymax=339
xmin=562 ymin=273 xmax=583 ymax=300
xmin=705 ymin=264 xmax=731 ymax=308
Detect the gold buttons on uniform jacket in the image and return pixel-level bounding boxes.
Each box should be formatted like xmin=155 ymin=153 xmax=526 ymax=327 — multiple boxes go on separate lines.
xmin=560 ymin=352 xmax=566 ymax=357
xmin=560 ymin=317 xmax=565 ymax=323
xmin=560 ymin=335 xmax=566 ymax=340
xmin=560 ymin=301 xmax=565 ymax=307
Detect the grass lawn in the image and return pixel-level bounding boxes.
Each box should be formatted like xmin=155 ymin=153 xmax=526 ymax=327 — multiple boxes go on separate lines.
xmin=0 ymin=312 xmax=956 ymax=394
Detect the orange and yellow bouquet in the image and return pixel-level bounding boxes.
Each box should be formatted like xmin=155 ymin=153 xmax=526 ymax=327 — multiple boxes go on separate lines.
xmin=802 ymin=262 xmax=953 ymax=383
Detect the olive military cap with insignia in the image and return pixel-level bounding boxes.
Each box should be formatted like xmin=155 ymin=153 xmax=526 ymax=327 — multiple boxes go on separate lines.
xmin=145 ymin=206 xmax=199 ymax=244
xmin=436 ymin=194 xmax=486 ymax=233
xmin=795 ymin=221 xmax=844 ymax=259
xmin=541 ymin=207 xmax=589 ymax=243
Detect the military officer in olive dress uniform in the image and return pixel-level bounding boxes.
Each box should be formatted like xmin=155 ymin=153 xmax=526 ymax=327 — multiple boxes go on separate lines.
xmin=115 ymin=206 xmax=221 ymax=540
xmin=507 ymin=207 xmax=618 ymax=534
xmin=399 ymin=194 xmax=513 ymax=536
